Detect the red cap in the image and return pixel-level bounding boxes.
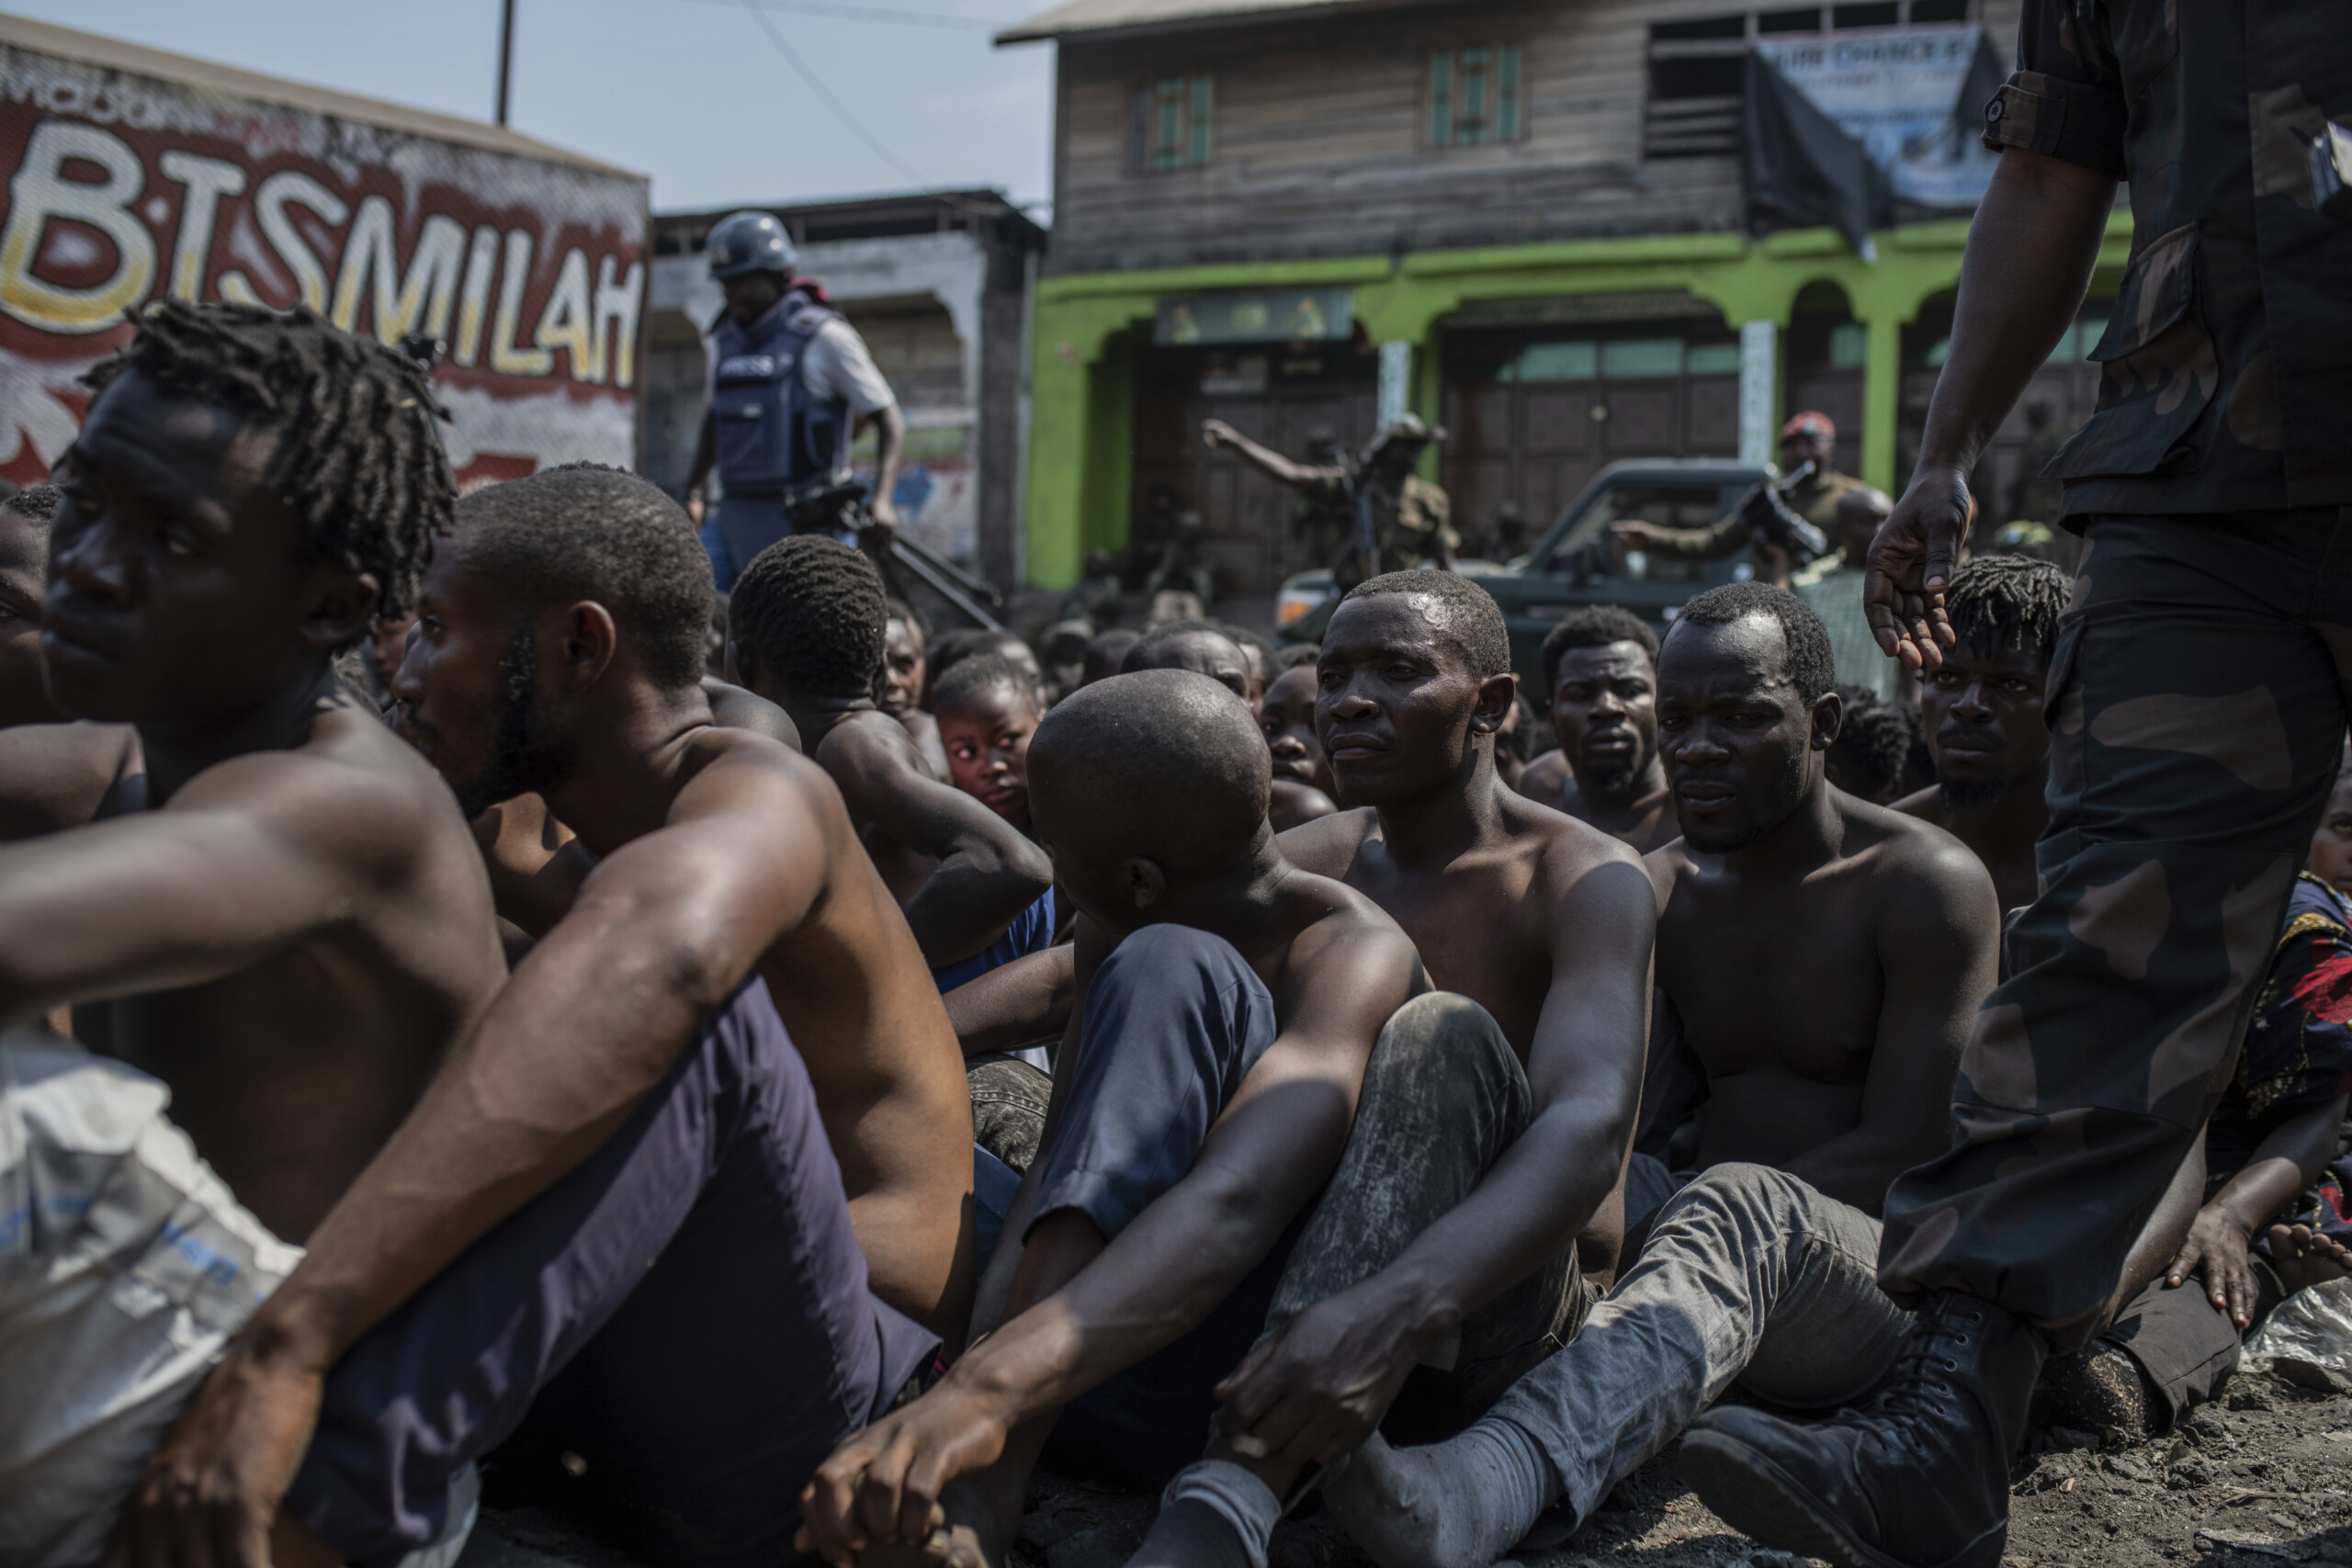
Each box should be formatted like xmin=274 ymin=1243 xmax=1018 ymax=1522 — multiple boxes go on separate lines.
xmin=1781 ymin=411 xmax=1835 ymax=442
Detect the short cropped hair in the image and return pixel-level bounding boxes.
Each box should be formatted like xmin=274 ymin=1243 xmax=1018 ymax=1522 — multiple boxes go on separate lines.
xmin=1124 ymin=619 xmax=1245 ymax=671
xmin=456 ymin=463 xmax=713 ymax=691
xmin=1829 ymin=695 xmax=1918 ymax=803
xmin=84 ymin=300 xmax=453 ymax=624
xmin=931 ymin=627 xmax=1035 ymax=684
xmin=1 ymin=483 xmax=59 ymax=525
xmin=729 ymin=535 xmax=886 ymax=701
xmin=1273 ymin=643 xmax=1321 ymax=671
xmin=1030 ymin=669 xmax=1269 ymax=872
xmin=1540 ymin=605 xmax=1659 ymax=695
xmin=1340 ymin=570 xmax=1511 ymax=680
xmin=933 ymin=651 xmax=1046 ymax=716
xmin=1081 ymin=627 xmax=1142 ymax=686
xmin=1668 ymin=581 xmax=1837 ymax=705
xmin=1943 ymin=554 xmax=2069 ymax=666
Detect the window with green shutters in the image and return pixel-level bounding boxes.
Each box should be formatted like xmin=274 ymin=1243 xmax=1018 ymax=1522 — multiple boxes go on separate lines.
xmin=1129 ymin=74 xmax=1216 ymax=173
xmin=1428 ymin=46 xmax=1522 ymax=147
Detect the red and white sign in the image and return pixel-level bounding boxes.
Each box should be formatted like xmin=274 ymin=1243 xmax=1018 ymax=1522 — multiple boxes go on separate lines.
xmin=0 ymin=29 xmax=649 ymax=490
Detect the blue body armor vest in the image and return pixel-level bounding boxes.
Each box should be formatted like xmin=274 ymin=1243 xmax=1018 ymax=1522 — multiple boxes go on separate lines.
xmin=708 ymin=295 xmax=848 ymax=497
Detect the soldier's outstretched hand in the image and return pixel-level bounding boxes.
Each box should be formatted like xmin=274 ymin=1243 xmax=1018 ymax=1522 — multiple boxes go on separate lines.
xmin=1865 ymin=464 xmax=1973 ymax=671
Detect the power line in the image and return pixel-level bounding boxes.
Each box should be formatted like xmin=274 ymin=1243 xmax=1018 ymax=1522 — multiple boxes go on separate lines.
xmin=689 ymin=0 xmax=1004 ymax=31
xmin=732 ymin=0 xmax=937 ymax=190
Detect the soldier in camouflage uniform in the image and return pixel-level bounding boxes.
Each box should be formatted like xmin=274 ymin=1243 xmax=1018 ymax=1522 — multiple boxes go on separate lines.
xmin=1203 ymin=414 xmax=1459 ymax=592
xmin=1678 ymin=4 xmax=2352 ymax=1566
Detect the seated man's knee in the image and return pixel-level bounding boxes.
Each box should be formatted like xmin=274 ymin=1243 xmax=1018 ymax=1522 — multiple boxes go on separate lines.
xmin=1365 ymin=991 xmax=1522 ymax=1102
xmin=1653 ymin=1162 xmax=1803 ymax=1235
xmin=1093 ymin=923 xmax=1253 ymax=1001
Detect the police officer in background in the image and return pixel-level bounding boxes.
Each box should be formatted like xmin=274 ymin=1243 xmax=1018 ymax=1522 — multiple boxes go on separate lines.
xmin=684 ymin=210 xmax=906 ymax=589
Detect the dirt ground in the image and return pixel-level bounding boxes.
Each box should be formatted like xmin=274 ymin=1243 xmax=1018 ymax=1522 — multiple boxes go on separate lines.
xmin=460 ymin=1360 xmax=2352 ymax=1568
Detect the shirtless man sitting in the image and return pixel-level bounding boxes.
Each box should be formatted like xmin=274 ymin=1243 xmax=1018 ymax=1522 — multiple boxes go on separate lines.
xmin=725 ymin=535 xmax=1053 ymax=977
xmin=118 ymin=463 xmax=976 ymax=1567
xmin=1893 ymin=554 xmax=2069 ymax=917
xmin=1515 ymin=607 xmax=1676 ymax=854
xmin=797 ymin=670 xmax=1420 ymax=1568
xmin=1325 ymin=582 xmax=2000 ymax=1568
xmin=1276 ymin=566 xmax=1651 ymax=1303
xmin=0 ymin=301 xmax=505 ymax=1564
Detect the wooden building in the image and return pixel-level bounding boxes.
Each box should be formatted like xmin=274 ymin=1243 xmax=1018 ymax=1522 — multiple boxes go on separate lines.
xmin=1000 ymin=0 xmax=2130 ymax=592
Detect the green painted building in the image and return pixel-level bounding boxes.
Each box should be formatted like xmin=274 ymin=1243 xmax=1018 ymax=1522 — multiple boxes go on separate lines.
xmin=998 ymin=0 xmax=2126 ymax=593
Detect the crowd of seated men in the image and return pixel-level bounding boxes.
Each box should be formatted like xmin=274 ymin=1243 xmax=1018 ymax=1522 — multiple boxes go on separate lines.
xmin=4 ymin=303 xmax=2348 ymax=1568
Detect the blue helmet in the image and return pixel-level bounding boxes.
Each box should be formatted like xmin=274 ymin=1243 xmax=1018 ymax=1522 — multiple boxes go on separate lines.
xmin=707 ymin=210 xmax=796 ymax=280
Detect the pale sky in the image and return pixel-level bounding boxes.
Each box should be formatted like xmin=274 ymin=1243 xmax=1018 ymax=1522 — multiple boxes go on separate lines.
xmin=15 ymin=0 xmax=1057 ymax=217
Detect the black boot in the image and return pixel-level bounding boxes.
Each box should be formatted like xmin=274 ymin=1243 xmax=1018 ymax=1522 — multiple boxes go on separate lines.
xmin=1679 ymin=1291 xmax=2047 ymax=1568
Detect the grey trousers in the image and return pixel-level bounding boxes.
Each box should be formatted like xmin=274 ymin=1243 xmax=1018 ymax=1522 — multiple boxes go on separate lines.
xmin=1261 ymin=992 xmax=1595 ymax=1444
xmin=1487 ymin=1163 xmax=1911 ymax=1536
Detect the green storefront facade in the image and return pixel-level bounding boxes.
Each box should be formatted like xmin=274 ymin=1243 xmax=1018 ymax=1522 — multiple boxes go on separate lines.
xmin=1019 ymin=210 xmax=2132 ymax=590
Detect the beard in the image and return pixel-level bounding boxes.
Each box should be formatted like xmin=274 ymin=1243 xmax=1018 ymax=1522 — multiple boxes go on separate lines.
xmin=1937 ymin=773 xmax=2013 ymax=812
xmin=450 ymin=626 xmax=576 ymax=819
xmin=1678 ymin=745 xmax=1809 ymax=854
xmin=1577 ymin=747 xmax=1645 ymax=802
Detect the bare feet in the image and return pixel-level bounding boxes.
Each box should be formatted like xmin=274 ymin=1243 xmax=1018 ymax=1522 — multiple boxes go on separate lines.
xmin=2267 ymin=1223 xmax=2352 ymax=1295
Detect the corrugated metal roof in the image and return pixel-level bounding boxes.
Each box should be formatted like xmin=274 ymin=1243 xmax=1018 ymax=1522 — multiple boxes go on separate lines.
xmin=0 ymin=11 xmax=643 ymax=180
xmin=996 ymin=0 xmax=1385 ymax=46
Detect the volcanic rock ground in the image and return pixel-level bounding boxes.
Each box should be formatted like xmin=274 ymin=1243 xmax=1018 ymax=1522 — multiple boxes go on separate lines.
xmin=458 ymin=1362 xmax=2352 ymax=1568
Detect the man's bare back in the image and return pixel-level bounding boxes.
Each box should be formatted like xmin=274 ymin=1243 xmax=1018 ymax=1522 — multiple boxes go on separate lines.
xmin=388 ymin=478 xmax=975 ymax=1330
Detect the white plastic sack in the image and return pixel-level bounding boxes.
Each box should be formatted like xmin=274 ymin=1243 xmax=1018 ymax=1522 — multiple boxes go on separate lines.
xmin=2245 ymin=1274 xmax=2352 ymax=1375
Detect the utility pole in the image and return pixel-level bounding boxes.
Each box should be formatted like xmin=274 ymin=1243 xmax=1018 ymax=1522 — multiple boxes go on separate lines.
xmin=494 ymin=0 xmax=516 ymax=126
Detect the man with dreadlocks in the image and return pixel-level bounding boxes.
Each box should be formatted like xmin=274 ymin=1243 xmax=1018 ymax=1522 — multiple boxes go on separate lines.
xmin=0 ymin=301 xmax=505 ymax=1566
xmin=115 ymin=461 xmax=967 ymax=1568
xmin=1894 ymin=554 xmax=2070 ymax=918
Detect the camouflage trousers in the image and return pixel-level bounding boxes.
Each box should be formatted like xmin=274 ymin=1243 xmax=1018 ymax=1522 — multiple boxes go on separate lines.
xmin=1879 ymin=508 xmax=2352 ymax=1350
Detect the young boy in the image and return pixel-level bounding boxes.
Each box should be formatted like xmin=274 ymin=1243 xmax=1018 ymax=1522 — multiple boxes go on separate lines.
xmin=798 ymin=669 xmax=1423 ymax=1568
xmin=938 ymin=654 xmax=1047 ymax=836
xmin=884 ymin=598 xmax=951 ymax=781
xmin=1262 ymin=648 xmax=1340 ymax=831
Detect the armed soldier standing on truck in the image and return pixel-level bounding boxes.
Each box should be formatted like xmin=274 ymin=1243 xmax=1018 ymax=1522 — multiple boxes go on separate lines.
xmin=684 ymin=211 xmax=907 ymax=590
xmin=1204 ymin=414 xmax=1457 ymax=592
xmin=1612 ymin=411 xmax=1865 ymax=585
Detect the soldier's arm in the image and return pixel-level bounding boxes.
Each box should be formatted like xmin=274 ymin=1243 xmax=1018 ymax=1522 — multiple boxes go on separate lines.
xmin=1867 ymin=0 xmax=2120 ymax=670
xmin=1620 ymin=510 xmax=1751 ymax=561
xmin=1203 ymin=420 xmax=1322 ymax=490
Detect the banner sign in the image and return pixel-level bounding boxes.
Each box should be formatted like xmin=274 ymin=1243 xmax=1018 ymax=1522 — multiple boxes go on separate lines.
xmin=1156 ymin=287 xmax=1352 ymax=347
xmin=0 ymin=36 xmax=649 ymax=490
xmin=1754 ymin=25 xmax=2001 ymax=208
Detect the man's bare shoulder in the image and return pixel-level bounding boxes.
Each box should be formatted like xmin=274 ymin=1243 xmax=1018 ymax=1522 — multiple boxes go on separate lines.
xmin=182 ymin=701 xmax=457 ymax=836
xmin=1642 ymin=837 xmax=1695 ymax=913
xmin=1282 ymin=866 xmax=1423 ymax=997
xmin=1275 ymin=806 xmax=1378 ymax=879
xmin=681 ymin=723 xmax=839 ymax=807
xmin=1500 ymin=788 xmax=1644 ymax=885
xmin=1890 ymin=783 xmax=1944 ymax=825
xmin=703 ymin=678 xmax=802 ymax=751
xmin=0 ymin=721 xmax=139 ymax=839
xmin=1837 ymin=793 xmax=1999 ymax=916
xmin=1517 ymin=749 xmax=1572 ymax=802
